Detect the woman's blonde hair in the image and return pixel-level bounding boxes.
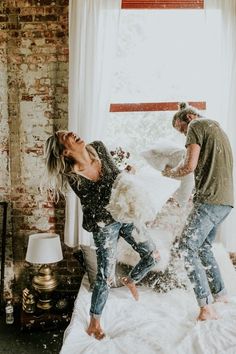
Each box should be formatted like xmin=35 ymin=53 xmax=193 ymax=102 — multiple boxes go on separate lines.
xmin=43 ymin=132 xmax=70 ymax=201
xmin=43 ymin=131 xmax=98 ymax=201
xmin=172 ymin=102 xmax=201 ymax=127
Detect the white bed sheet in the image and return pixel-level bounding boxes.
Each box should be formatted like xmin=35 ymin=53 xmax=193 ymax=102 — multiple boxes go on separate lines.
xmin=60 ymin=273 xmax=236 ymax=354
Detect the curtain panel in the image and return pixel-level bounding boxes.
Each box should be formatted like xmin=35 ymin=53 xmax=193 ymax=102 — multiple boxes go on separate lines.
xmin=65 ymin=0 xmax=121 ymax=247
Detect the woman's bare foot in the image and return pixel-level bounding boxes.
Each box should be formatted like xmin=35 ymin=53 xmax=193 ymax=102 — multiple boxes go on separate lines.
xmin=87 ymin=317 xmax=105 ymax=340
xmin=122 ymin=277 xmax=139 ymax=301
xmin=197 ymin=305 xmax=219 ymax=321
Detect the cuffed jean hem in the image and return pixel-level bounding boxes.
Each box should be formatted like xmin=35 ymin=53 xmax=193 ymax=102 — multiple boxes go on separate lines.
xmin=213 ymin=288 xmax=227 ymax=300
xmin=197 ymin=294 xmax=213 ymax=307
xmin=90 ymin=312 xmax=101 ymax=319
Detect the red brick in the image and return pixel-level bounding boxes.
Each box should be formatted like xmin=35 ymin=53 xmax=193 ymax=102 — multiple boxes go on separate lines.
xmin=21 ymin=95 xmax=33 ymax=101
xmin=35 ymin=14 xmax=58 ymax=22
xmin=0 ymin=15 xmax=8 ymax=21
xmin=48 ymin=216 xmax=57 ymax=223
xmin=19 ymin=15 xmax=33 ymax=22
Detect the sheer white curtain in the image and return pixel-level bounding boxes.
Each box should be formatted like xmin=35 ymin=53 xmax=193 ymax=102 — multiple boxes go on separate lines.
xmin=205 ymin=0 xmax=236 ymax=250
xmin=65 ymin=0 xmax=121 ymax=247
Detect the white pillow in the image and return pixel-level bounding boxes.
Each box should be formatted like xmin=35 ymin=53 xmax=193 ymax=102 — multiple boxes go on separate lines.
xmin=106 ymin=168 xmax=178 ymax=229
xmin=141 ymin=142 xmax=185 ymax=171
xmin=117 ymin=227 xmax=175 ymax=272
xmin=141 ymin=141 xmax=194 ymax=206
xmin=172 ymin=173 xmax=194 ymax=206
xmin=80 ymin=245 xmax=98 ymax=289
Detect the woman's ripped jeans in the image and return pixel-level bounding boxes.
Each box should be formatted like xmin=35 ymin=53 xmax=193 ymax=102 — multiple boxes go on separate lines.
xmin=90 ymin=222 xmax=158 ymax=318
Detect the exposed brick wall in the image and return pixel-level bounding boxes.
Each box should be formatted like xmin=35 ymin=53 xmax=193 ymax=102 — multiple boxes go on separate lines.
xmin=0 ymin=0 xmax=82 ymax=300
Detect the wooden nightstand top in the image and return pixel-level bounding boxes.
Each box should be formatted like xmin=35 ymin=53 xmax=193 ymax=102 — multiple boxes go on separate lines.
xmin=20 ymin=309 xmax=71 ymax=330
xmin=20 ymin=288 xmax=79 ymax=330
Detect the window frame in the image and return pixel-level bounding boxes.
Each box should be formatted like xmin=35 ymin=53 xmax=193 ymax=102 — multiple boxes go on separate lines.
xmin=110 ymin=0 xmax=206 ymax=113
xmin=110 ymin=102 xmax=206 ymax=112
xmin=121 ymin=0 xmax=204 ymax=10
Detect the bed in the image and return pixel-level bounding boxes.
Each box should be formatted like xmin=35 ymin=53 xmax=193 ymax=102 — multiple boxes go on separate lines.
xmin=60 ymin=243 xmax=236 ymax=354
xmin=61 ymin=161 xmax=236 ymax=354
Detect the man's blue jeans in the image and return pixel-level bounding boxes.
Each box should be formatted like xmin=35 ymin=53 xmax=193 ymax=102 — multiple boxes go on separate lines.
xmin=90 ymin=222 xmax=157 ymax=318
xmin=179 ymin=203 xmax=232 ymax=307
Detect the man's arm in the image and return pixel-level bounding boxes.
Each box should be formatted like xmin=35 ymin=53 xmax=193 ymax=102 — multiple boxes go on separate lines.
xmin=162 ymin=144 xmax=200 ymax=178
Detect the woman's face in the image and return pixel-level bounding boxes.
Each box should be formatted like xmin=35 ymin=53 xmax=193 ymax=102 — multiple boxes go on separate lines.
xmin=56 ymin=131 xmax=85 ymax=156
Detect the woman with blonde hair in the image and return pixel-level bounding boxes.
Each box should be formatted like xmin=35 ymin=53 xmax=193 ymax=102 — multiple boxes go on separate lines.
xmin=45 ymin=131 xmax=159 ymax=340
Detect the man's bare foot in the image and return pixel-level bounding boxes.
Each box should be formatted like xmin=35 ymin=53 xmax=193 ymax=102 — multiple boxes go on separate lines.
xmin=122 ymin=277 xmax=139 ymax=301
xmin=197 ymin=305 xmax=219 ymax=321
xmin=87 ymin=317 xmax=105 ymax=340
xmin=214 ymin=295 xmax=229 ymax=304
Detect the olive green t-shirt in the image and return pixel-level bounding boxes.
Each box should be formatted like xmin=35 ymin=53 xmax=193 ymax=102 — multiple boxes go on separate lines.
xmin=186 ymin=118 xmax=234 ymax=206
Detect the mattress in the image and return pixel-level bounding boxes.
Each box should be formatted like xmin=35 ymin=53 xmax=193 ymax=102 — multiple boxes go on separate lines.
xmin=60 ymin=263 xmax=236 ymax=354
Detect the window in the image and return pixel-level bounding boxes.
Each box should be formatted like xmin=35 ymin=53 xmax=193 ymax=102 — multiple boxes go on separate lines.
xmin=104 ymin=2 xmax=221 ymax=166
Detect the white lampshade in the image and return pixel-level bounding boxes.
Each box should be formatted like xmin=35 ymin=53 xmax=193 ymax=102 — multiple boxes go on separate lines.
xmin=25 ymin=233 xmax=63 ymax=264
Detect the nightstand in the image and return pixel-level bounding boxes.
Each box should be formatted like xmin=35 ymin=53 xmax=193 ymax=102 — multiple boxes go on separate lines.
xmin=20 ymin=289 xmax=78 ymax=330
xmin=20 ymin=309 xmax=71 ymax=330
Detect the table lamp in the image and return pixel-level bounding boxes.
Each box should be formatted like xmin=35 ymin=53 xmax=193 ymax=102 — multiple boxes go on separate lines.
xmin=25 ymin=233 xmax=63 ymax=310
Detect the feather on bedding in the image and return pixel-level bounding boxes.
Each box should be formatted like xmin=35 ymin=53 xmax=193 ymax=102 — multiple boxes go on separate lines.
xmin=60 ymin=246 xmax=236 ymax=354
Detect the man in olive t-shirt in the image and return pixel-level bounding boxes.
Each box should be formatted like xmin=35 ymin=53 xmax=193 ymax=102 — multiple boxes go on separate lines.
xmin=186 ymin=118 xmax=233 ymax=206
xmin=162 ymin=103 xmax=233 ymax=321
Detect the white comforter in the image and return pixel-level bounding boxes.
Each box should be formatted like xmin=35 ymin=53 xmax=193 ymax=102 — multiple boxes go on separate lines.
xmin=60 ymin=249 xmax=236 ymax=354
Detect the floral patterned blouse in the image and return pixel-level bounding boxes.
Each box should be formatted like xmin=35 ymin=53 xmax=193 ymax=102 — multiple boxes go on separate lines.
xmin=68 ymin=141 xmax=120 ymax=232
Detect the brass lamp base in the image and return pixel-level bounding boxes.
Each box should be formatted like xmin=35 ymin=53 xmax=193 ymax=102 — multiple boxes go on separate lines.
xmin=37 ymin=297 xmax=52 ymax=310
xmin=32 ymin=264 xmax=58 ymax=310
